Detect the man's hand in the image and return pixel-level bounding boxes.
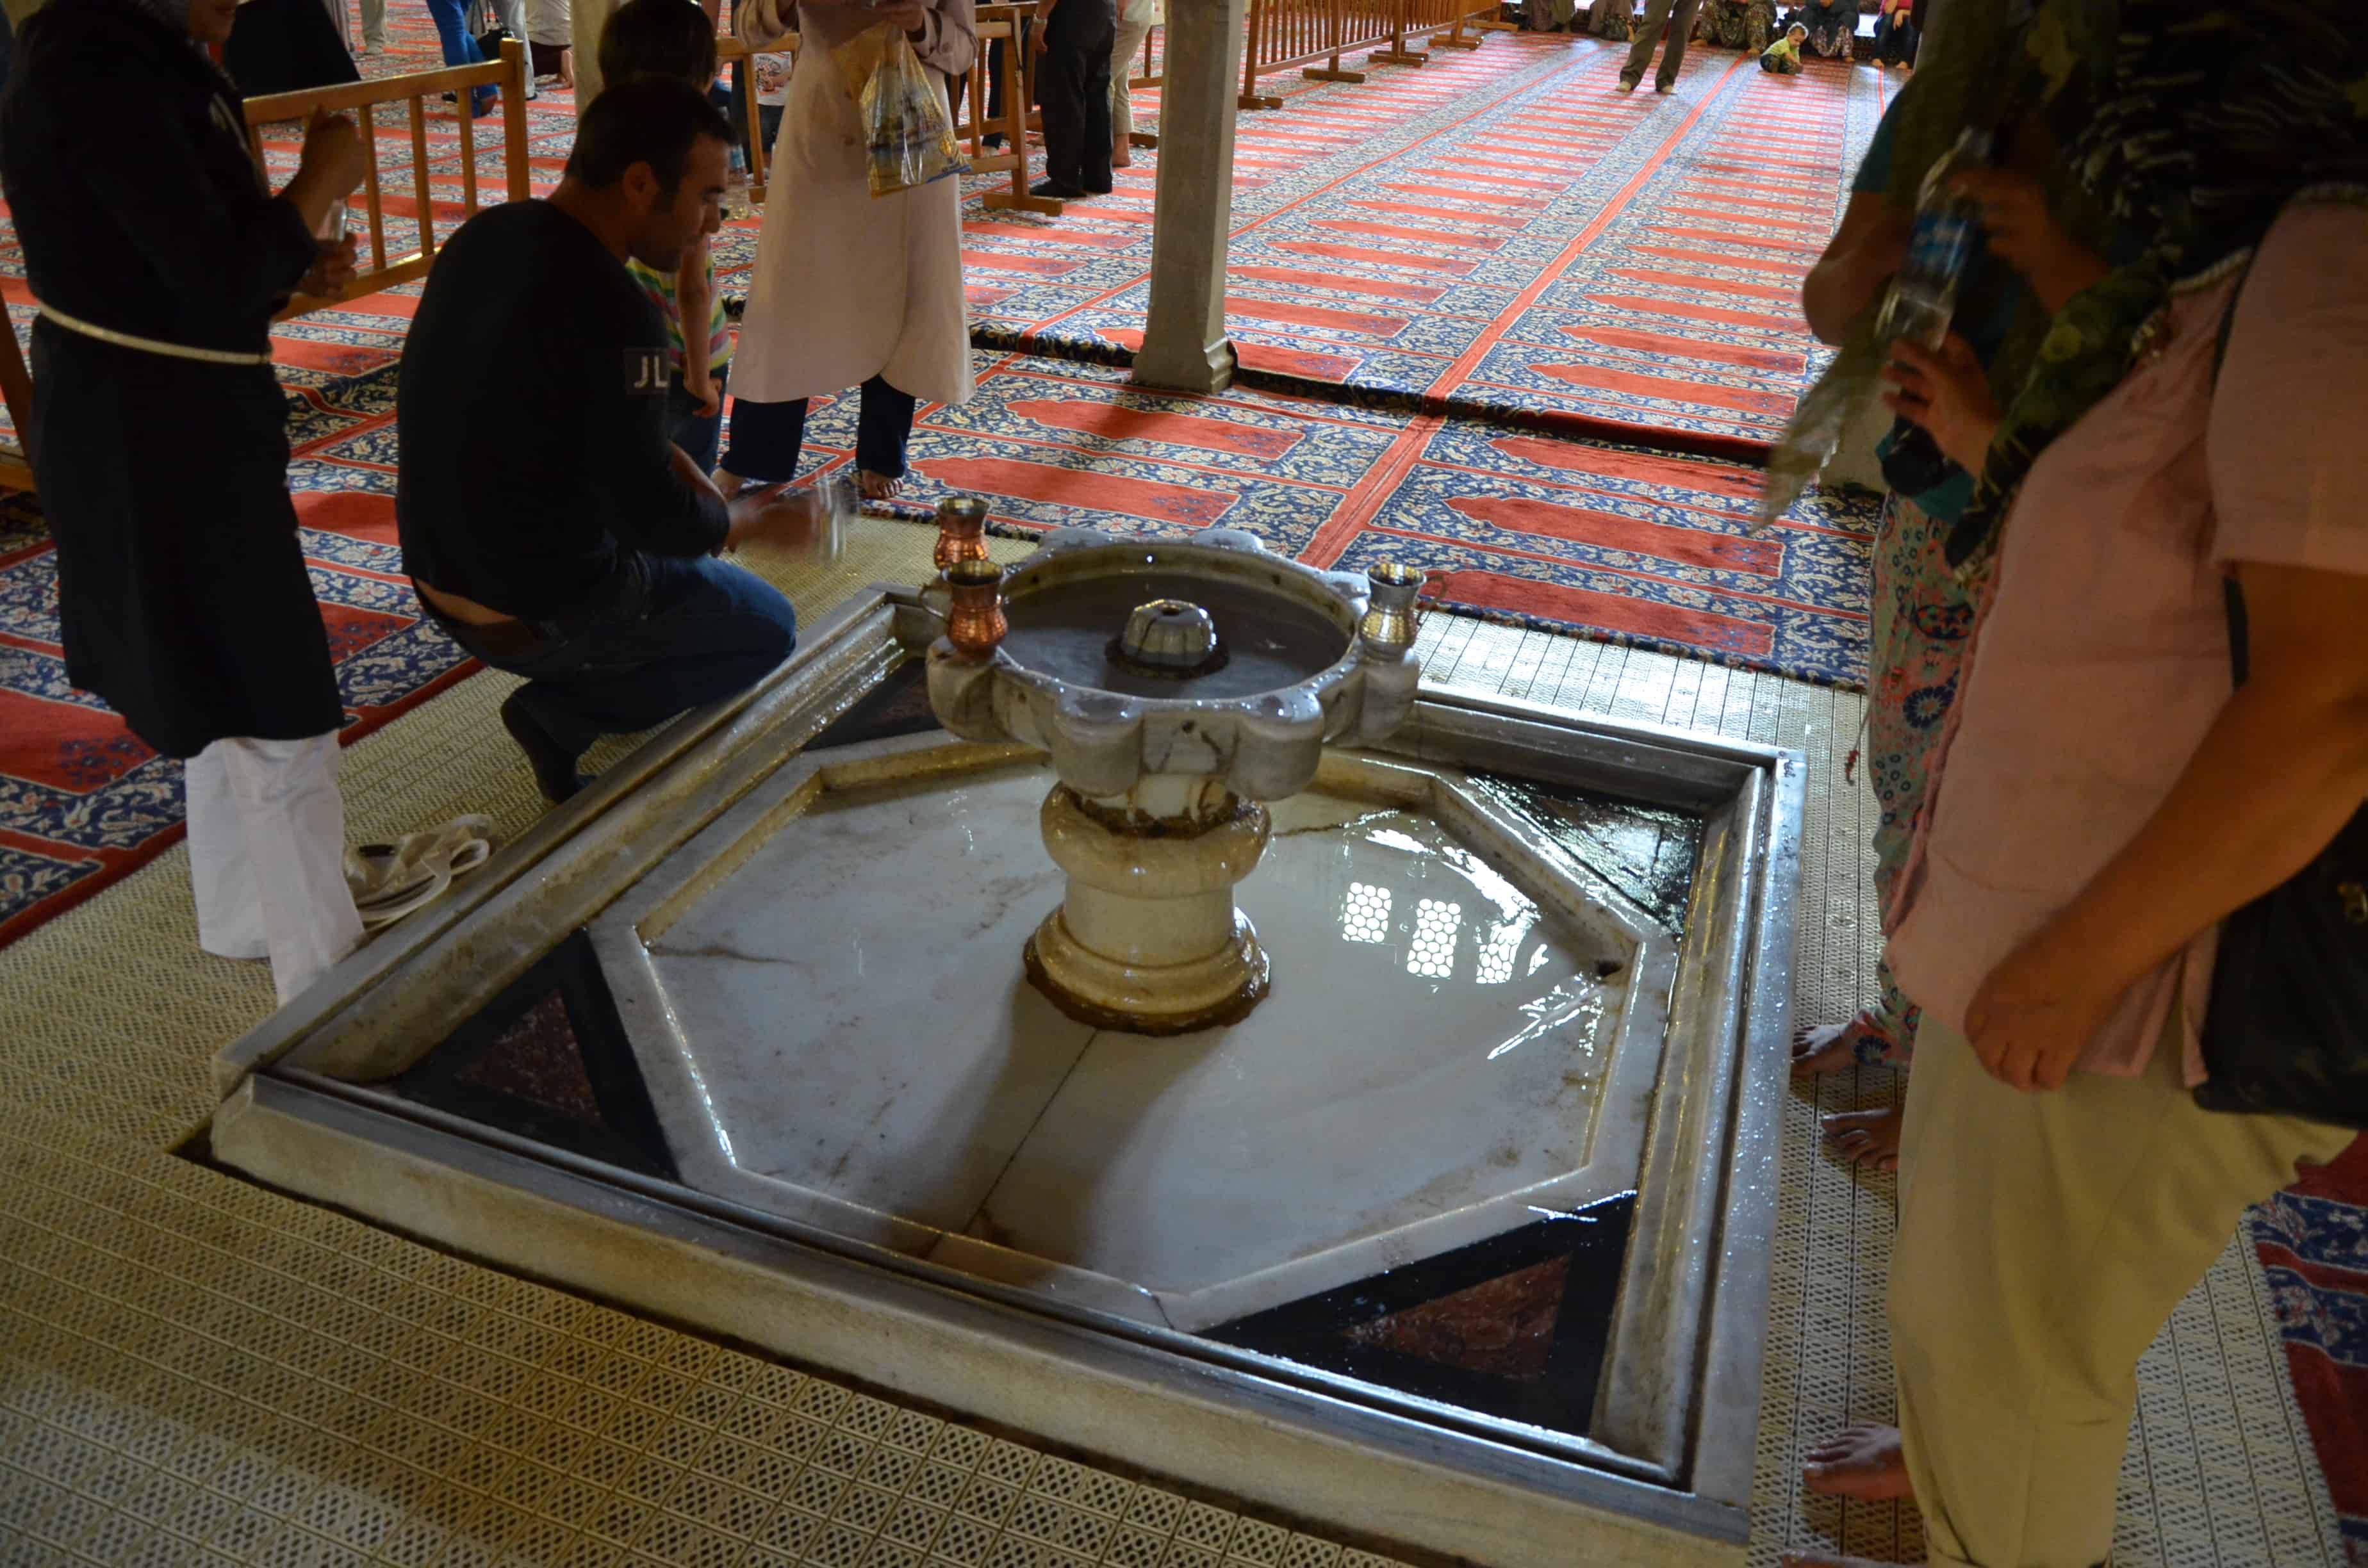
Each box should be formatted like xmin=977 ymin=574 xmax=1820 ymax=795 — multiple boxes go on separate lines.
xmin=1882 ymin=333 xmax=1999 ymax=473
xmin=1964 ymin=921 xmax=2125 ymax=1092
xmin=1950 ymin=168 xmax=2111 ymax=314
xmin=1030 ymin=18 xmax=1049 ymax=50
xmin=877 ymin=0 xmax=928 ymax=34
xmin=722 ymin=482 xmax=827 ymax=555
xmin=300 ymin=234 xmax=360 ymax=298
xmin=684 ymin=370 xmax=722 ymax=420
xmin=299 ymin=110 xmax=370 ymax=199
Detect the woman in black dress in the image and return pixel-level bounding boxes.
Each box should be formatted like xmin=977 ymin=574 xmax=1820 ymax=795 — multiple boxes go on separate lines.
xmin=1 ymin=0 xmax=372 ymax=1003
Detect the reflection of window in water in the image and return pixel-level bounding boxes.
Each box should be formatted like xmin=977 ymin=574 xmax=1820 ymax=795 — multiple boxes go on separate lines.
xmin=1340 ymin=881 xmax=1392 ymax=944
xmin=1474 ymin=916 xmax=1532 ymax=985
xmin=1408 ymin=898 xmax=1461 ymax=979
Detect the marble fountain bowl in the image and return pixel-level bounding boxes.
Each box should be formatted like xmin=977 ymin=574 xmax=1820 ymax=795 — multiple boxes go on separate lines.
xmin=206 ymin=534 xmax=1804 ymax=1567
xmin=923 ymin=527 xmax=1427 ymax=1036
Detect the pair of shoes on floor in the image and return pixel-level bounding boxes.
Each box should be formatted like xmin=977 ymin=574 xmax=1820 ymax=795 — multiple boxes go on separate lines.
xmin=345 ymin=815 xmax=495 ymax=930
xmin=502 ymin=689 xmax=593 ymax=804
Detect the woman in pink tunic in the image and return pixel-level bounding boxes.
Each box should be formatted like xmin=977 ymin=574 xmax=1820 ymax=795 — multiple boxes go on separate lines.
xmin=1782 ymin=2 xmax=2368 ymax=1564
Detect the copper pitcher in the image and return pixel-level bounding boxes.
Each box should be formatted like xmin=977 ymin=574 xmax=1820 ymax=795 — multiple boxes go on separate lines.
xmin=933 ymin=496 xmax=992 ymax=574
xmin=944 ymin=559 xmax=1008 ymax=659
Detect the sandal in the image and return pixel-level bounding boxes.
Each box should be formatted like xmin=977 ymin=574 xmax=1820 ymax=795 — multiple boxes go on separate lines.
xmin=346 ymin=815 xmax=495 ymax=931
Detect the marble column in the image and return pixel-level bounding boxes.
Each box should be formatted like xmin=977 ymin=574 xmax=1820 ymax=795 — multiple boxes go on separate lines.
xmin=1133 ymin=0 xmax=1247 ymax=394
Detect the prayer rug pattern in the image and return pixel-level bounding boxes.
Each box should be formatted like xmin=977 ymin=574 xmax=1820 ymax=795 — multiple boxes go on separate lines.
xmin=842 ymin=352 xmax=1879 ymax=685
xmin=950 ymin=37 xmax=1888 ymax=453
xmin=2251 ymin=1141 xmax=2368 ymax=1562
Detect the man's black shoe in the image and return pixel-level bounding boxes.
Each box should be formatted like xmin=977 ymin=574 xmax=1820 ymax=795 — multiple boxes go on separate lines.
xmin=500 ymin=689 xmax=591 ymax=804
xmin=1083 ymin=181 xmax=1113 ymax=195
xmin=1031 ymin=179 xmax=1089 ymax=199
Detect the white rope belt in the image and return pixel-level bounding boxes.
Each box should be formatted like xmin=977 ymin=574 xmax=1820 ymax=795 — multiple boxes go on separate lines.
xmin=38 ymin=304 xmax=273 ymax=366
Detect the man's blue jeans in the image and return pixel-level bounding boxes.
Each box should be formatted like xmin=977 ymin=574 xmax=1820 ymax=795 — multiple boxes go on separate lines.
xmin=440 ymin=553 xmax=798 ymax=758
xmin=421 ymin=0 xmax=497 ymax=112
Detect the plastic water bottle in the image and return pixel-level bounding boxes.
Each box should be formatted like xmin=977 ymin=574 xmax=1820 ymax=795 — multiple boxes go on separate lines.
xmin=1876 ymin=127 xmax=1993 ymax=350
xmin=723 ymin=146 xmax=753 ymax=221
xmin=1877 ymin=127 xmax=1995 ymax=492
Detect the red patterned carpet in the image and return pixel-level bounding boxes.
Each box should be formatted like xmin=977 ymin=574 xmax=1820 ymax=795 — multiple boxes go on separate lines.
xmin=0 ymin=20 xmax=1883 ymax=947
xmin=955 ymin=33 xmax=1887 ymax=456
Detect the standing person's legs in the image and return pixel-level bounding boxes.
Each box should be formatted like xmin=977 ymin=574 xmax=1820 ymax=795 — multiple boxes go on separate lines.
xmin=1066 ymin=0 xmax=1116 ymax=193
xmin=423 ymin=0 xmax=496 ymax=108
xmin=422 ymin=0 xmax=484 ymax=65
xmin=716 ymin=395 xmax=814 ymax=486
xmin=1079 ymin=41 xmax=1114 ymax=191
xmin=1798 ymin=495 xmax=1965 ymax=1097
xmin=358 ymin=0 xmax=386 ymax=51
xmin=1109 ymin=9 xmax=1150 ymax=165
xmin=1650 ymin=0 xmax=1700 ymax=85
xmin=193 ymin=735 xmax=366 ymax=1007
xmin=492 ymin=0 xmax=537 ymax=93
xmin=1886 ymin=1017 xmax=2353 ymax=1567
xmin=1035 ymin=10 xmax=1090 ymax=192
xmin=853 ymin=376 xmax=919 ymax=488
xmin=1617 ymin=0 xmax=1675 ymax=85
xmin=188 ymin=745 xmax=267 ymax=962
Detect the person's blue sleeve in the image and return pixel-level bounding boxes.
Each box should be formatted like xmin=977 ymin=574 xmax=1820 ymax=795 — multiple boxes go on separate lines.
xmin=1852 ymin=97 xmax=1902 ymax=194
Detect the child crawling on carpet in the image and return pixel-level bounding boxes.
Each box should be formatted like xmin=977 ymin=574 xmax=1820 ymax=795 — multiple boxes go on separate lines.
xmin=598 ymin=0 xmax=736 ymax=473
xmin=1761 ymin=21 xmax=1807 ymax=70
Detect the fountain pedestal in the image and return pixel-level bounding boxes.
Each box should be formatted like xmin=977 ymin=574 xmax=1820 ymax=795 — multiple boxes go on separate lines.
xmin=1027 ymin=778 xmax=1273 ymax=1033
xmin=925 ymin=528 xmax=1419 ymax=1034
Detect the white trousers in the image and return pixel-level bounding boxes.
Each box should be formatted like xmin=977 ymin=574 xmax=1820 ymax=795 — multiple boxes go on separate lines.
xmin=186 ymin=735 xmax=366 ymax=1008
xmin=1110 ymin=7 xmax=1155 ymax=143
xmin=357 ymin=0 xmax=384 ymax=46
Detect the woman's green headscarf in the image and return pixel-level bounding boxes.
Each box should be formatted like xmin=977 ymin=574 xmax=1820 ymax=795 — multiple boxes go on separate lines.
xmin=1763 ymin=0 xmax=2368 ymax=581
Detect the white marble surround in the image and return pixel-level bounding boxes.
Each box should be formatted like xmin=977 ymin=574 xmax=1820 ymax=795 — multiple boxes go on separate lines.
xmin=594 ymin=735 xmax=1681 ymax=1333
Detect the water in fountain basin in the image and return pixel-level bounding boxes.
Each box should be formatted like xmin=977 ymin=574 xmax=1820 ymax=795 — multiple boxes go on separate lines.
xmin=999 ymin=571 xmax=1351 ymax=699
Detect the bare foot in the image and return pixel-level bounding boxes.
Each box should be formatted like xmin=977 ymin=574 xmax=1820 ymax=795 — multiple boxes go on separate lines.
xmin=1823 ymin=1107 xmax=1900 ymax=1173
xmin=1792 ymin=1011 xmax=1896 ymax=1076
xmin=857 ymin=468 xmax=903 ymax=502
xmin=1802 ymin=1424 xmax=1912 ymax=1501
xmin=1112 ymin=148 xmax=1133 ymax=168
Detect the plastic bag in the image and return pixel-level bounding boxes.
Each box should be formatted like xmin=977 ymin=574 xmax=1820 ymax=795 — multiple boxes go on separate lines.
xmin=835 ymin=20 xmax=967 ymax=199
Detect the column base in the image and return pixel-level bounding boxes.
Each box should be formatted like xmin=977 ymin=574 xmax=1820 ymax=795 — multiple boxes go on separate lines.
xmin=1025 ymin=908 xmax=1271 ymax=1037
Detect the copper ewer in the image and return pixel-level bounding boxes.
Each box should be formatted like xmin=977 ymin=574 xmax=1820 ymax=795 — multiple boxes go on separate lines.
xmin=933 ymin=496 xmax=992 ymax=573
xmin=944 ymin=559 xmax=1008 ymax=659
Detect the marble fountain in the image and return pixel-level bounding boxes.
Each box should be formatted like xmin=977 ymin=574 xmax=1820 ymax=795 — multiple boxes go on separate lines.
xmin=208 ymin=517 xmax=1803 ymax=1568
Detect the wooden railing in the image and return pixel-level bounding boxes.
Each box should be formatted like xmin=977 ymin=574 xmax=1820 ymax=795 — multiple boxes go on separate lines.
xmin=714 ymin=13 xmax=1048 ymax=214
xmin=1240 ymin=0 xmax=1390 ymax=108
xmin=249 ymin=39 xmax=536 ymax=318
xmin=713 ymin=33 xmax=791 ymax=205
xmin=1237 ymin=0 xmax=1499 ymax=107
xmin=969 ymin=3 xmax=1062 ymax=215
